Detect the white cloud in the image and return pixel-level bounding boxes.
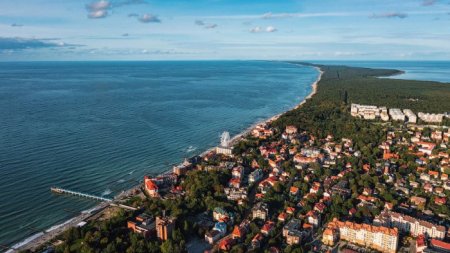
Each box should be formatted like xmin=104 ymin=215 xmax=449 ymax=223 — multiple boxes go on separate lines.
xmin=250 ymin=26 xmax=262 ymax=33
xmin=86 ymin=0 xmax=110 ymax=19
xmin=88 ymin=10 xmax=108 ymax=19
xmin=138 ymin=14 xmax=161 ymax=23
xmin=86 ymin=0 xmax=110 ymax=11
xmin=250 ymin=26 xmax=277 ymax=33
xmin=266 ymin=26 xmax=277 ymax=32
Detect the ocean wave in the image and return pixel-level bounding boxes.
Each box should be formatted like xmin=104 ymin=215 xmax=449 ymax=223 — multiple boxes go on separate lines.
xmin=101 ymin=189 xmax=112 ymax=196
xmin=185 ymin=145 xmax=197 ymax=153
xmin=45 ymin=218 xmax=76 ymax=233
xmin=10 ymin=232 xmax=44 ymax=250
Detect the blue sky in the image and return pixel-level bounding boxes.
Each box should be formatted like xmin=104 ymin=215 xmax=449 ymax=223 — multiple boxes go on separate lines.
xmin=0 ymin=0 xmax=449 ymax=60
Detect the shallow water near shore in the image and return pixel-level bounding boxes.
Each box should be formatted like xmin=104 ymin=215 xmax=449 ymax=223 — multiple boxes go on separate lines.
xmin=0 ymin=61 xmax=318 ymax=246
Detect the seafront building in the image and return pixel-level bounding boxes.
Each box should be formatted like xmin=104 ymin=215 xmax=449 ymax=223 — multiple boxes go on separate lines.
xmin=216 ymin=131 xmax=233 ymax=156
xmin=323 ymin=219 xmax=398 ymax=253
xmin=374 ymin=210 xmax=446 ymax=239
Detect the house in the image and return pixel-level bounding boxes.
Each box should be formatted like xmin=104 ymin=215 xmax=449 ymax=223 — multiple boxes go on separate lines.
xmin=251 ymin=233 xmax=264 ymax=249
xmin=332 ymin=180 xmax=351 ymax=198
xmin=420 ymin=173 xmax=431 ymax=181
xmin=224 ymin=187 xmax=247 ymax=201
xmin=219 ymin=238 xmax=235 ymax=251
xmin=213 ymin=222 xmax=227 ymax=235
xmin=213 ymin=207 xmax=230 ymax=222
xmin=428 ymin=170 xmax=439 ymax=179
xmin=232 ymin=166 xmax=244 ymax=178
xmin=252 ymin=202 xmax=269 ymax=221
xmin=306 ymin=210 xmax=320 ymax=227
xmin=278 ymin=212 xmax=288 ymax=222
xmin=231 ymin=226 xmax=245 ymax=240
xmin=363 ymin=187 xmax=373 ymax=196
xmin=286 ymin=125 xmax=298 ymax=135
xmin=144 ymin=176 xmax=159 ymax=198
xmin=314 ymin=202 xmax=326 ymax=213
xmin=423 ymin=183 xmax=433 ymax=193
xmin=261 ymin=221 xmax=275 ymax=235
xmin=205 ymin=230 xmax=222 ymax=244
xmin=286 ymin=207 xmax=296 ymax=215
xmin=285 ymin=231 xmax=302 ymax=245
xmin=282 ymin=219 xmax=303 ymax=245
xmin=434 ymin=197 xmax=447 ymax=205
xmin=310 ymin=184 xmax=320 ymax=194
xmin=228 ymin=177 xmax=241 ymax=188
xmin=290 ymin=186 xmax=299 ymax=196
xmin=249 ymin=168 xmax=263 ymax=184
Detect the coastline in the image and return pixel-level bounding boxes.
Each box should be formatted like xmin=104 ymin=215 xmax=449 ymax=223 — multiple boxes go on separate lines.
xmin=11 ymin=64 xmax=323 ymax=253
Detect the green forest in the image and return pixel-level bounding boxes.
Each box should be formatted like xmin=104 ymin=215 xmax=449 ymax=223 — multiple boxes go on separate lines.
xmin=272 ymin=62 xmax=450 ymax=137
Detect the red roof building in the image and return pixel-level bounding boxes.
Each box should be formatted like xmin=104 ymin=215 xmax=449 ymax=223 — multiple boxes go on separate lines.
xmin=144 ymin=176 xmax=159 ymax=197
xmin=430 ymin=239 xmax=450 ymax=252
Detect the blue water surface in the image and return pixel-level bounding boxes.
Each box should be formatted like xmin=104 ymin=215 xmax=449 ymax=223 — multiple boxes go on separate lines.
xmin=0 ymin=61 xmax=318 ymax=246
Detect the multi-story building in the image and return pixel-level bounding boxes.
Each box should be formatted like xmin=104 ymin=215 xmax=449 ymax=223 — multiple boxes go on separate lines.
xmin=403 ymin=109 xmax=417 ymax=123
xmin=374 ymin=210 xmax=446 ymax=239
xmin=389 ymin=108 xmax=406 ymax=121
xmin=249 ymin=168 xmax=263 ymax=184
xmin=282 ymin=219 xmax=304 ymax=245
xmin=323 ymin=219 xmax=398 ymax=253
xmin=418 ymin=112 xmax=444 ymax=123
xmin=156 ymin=216 xmax=176 ymax=241
xmin=252 ymin=202 xmax=269 ymax=221
xmin=351 ymin=104 xmax=381 ymax=120
xmin=127 ymin=214 xmax=155 ymax=239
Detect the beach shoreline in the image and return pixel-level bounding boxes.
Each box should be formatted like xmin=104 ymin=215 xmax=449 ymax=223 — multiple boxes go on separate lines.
xmin=10 ymin=64 xmax=323 ymax=253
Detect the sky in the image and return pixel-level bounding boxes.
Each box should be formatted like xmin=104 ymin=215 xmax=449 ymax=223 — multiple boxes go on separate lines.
xmin=0 ymin=0 xmax=449 ymax=61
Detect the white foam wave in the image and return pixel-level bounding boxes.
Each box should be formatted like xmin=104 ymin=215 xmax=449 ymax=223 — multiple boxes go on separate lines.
xmin=45 ymin=217 xmax=76 ymax=233
xmin=101 ymin=189 xmax=112 ymax=196
xmin=10 ymin=232 xmax=44 ymax=250
xmin=185 ymin=145 xmax=197 ymax=153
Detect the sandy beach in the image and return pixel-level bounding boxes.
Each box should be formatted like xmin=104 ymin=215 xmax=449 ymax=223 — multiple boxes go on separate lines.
xmin=10 ymin=65 xmax=323 ymax=253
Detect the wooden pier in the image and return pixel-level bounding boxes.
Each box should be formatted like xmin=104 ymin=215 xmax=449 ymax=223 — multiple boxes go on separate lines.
xmin=50 ymin=187 xmax=113 ymax=202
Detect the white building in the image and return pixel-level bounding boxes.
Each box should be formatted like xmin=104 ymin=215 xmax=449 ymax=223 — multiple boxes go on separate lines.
xmin=389 ymin=108 xmax=406 ymax=121
xmin=374 ymin=210 xmax=446 ymax=239
xmin=403 ymin=109 xmax=417 ymax=123
xmin=418 ymin=112 xmax=444 ymax=123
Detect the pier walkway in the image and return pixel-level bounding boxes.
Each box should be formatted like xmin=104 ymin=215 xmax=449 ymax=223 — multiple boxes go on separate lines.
xmin=50 ymin=187 xmax=113 ymax=202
